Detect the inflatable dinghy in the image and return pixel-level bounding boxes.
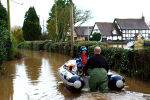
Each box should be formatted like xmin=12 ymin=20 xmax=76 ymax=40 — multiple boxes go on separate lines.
xmin=57 ymin=60 xmax=125 ymax=91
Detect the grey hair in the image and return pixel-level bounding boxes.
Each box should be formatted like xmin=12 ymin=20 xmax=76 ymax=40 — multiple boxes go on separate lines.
xmin=94 ymin=46 xmax=101 ymax=54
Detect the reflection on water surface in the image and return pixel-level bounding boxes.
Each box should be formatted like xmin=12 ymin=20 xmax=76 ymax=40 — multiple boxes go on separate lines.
xmin=0 ymin=50 xmax=149 ymax=100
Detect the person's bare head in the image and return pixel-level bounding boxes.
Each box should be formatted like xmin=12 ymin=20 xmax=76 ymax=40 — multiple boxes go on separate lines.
xmin=94 ymin=46 xmax=101 ymax=54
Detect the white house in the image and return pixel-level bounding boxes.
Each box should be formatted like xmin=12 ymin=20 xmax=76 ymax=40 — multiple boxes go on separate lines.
xmin=114 ymin=17 xmax=150 ymax=41
xmin=90 ymin=17 xmax=150 ymax=41
xmin=91 ymin=22 xmax=117 ymax=41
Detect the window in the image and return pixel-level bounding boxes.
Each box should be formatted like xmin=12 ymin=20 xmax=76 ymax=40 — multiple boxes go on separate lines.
xmin=148 ymin=34 xmax=150 ymax=39
xmin=130 ymin=34 xmax=134 ymax=37
xmin=112 ymin=29 xmax=117 ymax=34
xmin=139 ymin=30 xmax=143 ymax=33
xmin=123 ymin=34 xmax=125 ymax=37
xmin=146 ymin=30 xmax=149 ymax=33
xmin=122 ymin=30 xmax=125 ymax=33
xmin=132 ymin=30 xmax=135 ymax=33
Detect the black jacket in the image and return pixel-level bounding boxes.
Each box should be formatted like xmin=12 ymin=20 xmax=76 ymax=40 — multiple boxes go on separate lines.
xmin=83 ymin=54 xmax=109 ymax=73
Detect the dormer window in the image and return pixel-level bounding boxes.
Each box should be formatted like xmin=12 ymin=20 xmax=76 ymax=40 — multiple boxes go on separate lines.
xmin=112 ymin=29 xmax=117 ymax=34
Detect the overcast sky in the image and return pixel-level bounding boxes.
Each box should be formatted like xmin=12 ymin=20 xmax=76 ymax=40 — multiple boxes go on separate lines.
xmin=1 ymin=0 xmax=150 ymax=31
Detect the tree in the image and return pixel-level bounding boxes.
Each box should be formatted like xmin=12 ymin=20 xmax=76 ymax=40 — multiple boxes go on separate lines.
xmin=0 ymin=2 xmax=8 ymax=31
xmin=47 ymin=0 xmax=70 ymax=42
xmin=11 ymin=26 xmax=24 ymax=45
xmin=90 ymin=32 xmax=101 ymax=41
xmin=47 ymin=0 xmax=92 ymax=42
xmin=74 ymin=9 xmax=92 ymax=26
xmin=0 ymin=2 xmax=11 ymax=65
xmin=47 ymin=18 xmax=57 ymax=41
xmin=22 ymin=7 xmax=41 ymax=41
xmin=0 ymin=2 xmax=8 ymax=23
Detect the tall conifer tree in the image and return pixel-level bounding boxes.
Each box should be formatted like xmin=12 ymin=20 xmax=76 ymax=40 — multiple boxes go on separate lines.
xmin=0 ymin=2 xmax=11 ymax=64
xmin=0 ymin=2 xmax=8 ymax=31
xmin=22 ymin=7 xmax=41 ymax=41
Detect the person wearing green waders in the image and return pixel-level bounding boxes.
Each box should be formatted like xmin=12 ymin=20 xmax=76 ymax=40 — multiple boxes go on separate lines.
xmin=82 ymin=46 xmax=109 ymax=93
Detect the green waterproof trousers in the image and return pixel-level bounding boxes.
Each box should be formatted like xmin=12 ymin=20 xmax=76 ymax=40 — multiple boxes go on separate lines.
xmin=89 ymin=68 xmax=108 ymax=93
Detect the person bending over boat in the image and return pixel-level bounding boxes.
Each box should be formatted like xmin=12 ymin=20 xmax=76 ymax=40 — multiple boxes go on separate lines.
xmin=76 ymin=46 xmax=89 ymax=74
xmin=82 ymin=46 xmax=109 ymax=93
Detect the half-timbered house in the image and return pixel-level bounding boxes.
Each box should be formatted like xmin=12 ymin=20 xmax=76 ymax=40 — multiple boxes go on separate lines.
xmin=91 ymin=22 xmax=115 ymax=41
xmin=90 ymin=17 xmax=150 ymax=41
xmin=114 ymin=17 xmax=150 ymax=41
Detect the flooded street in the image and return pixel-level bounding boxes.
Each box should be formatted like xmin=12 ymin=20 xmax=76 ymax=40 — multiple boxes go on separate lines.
xmin=0 ymin=50 xmax=150 ymax=100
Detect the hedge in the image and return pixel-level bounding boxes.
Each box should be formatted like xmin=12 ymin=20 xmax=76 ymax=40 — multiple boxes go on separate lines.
xmin=0 ymin=29 xmax=12 ymax=69
xmin=18 ymin=41 xmax=150 ymax=82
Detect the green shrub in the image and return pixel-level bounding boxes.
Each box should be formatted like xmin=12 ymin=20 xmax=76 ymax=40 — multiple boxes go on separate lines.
xmin=18 ymin=41 xmax=32 ymax=50
xmin=0 ymin=30 xmax=8 ymax=64
xmin=11 ymin=26 xmax=24 ymax=46
xmin=63 ymin=41 xmax=71 ymax=56
xmin=43 ymin=40 xmax=53 ymax=51
xmin=89 ymin=32 xmax=101 ymax=41
xmin=0 ymin=3 xmax=20 ymax=68
xmin=32 ymin=41 xmax=45 ymax=51
xmin=134 ymin=49 xmax=150 ymax=81
xmin=0 ymin=28 xmax=12 ymax=65
xmin=17 ymin=40 xmax=150 ymax=81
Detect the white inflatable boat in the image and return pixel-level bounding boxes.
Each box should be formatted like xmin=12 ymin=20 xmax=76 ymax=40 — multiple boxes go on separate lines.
xmin=57 ymin=60 xmax=125 ymax=91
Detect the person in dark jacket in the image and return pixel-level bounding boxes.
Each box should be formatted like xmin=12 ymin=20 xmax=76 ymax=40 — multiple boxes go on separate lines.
xmin=83 ymin=46 xmax=109 ymax=93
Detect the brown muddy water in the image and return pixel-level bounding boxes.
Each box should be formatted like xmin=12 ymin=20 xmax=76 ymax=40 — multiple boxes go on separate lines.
xmin=0 ymin=50 xmax=150 ymax=100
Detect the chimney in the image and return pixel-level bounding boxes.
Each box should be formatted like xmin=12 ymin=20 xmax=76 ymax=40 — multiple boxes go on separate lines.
xmin=141 ymin=13 xmax=145 ymax=21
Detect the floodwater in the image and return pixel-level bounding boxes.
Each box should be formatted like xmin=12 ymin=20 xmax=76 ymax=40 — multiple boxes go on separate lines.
xmin=0 ymin=50 xmax=150 ymax=100
xmin=108 ymin=43 xmax=133 ymax=50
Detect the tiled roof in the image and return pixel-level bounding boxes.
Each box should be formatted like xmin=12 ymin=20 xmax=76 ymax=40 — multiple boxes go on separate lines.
xmin=95 ymin=22 xmax=114 ymax=36
xmin=115 ymin=18 xmax=149 ymax=30
xmin=75 ymin=26 xmax=93 ymax=36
